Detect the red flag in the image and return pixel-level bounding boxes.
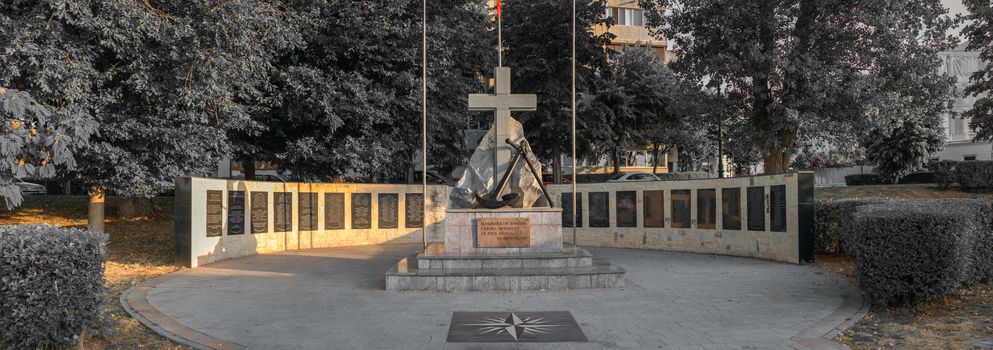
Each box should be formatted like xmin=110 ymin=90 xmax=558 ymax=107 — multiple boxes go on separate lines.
xmin=496 ymin=0 xmax=501 ymax=19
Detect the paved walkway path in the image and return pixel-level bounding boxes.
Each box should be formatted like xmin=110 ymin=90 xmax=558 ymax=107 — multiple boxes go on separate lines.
xmin=123 ymin=244 xmax=864 ymax=350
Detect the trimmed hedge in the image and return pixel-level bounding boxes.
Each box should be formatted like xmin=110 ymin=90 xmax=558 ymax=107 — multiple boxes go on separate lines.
xmin=955 ymin=161 xmax=993 ymax=191
xmin=818 ymin=198 xmax=993 ymax=305
xmin=843 ymin=172 xmax=936 ymax=186
xmin=854 ymin=201 xmax=980 ymax=305
xmin=929 ymin=160 xmax=993 ymax=191
xmin=813 ymin=198 xmax=889 ymax=255
xmin=0 ymin=225 xmax=107 ymax=349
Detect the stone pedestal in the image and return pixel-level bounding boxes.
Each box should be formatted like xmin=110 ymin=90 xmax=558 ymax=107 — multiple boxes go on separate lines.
xmin=444 ymin=208 xmax=563 ymax=255
xmin=385 ymin=207 xmax=626 ymax=291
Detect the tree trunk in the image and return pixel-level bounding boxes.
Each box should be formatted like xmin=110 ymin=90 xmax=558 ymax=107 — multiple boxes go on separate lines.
xmin=651 ymin=144 xmax=660 ymax=174
xmin=87 ymin=187 xmax=105 ymax=233
xmin=611 ymin=151 xmax=621 ymax=175
xmin=242 ymin=158 xmax=256 ymax=180
xmin=552 ymin=142 xmax=562 ymax=184
xmin=763 ymin=132 xmax=797 ymax=175
xmin=117 ymin=196 xmax=153 ymax=217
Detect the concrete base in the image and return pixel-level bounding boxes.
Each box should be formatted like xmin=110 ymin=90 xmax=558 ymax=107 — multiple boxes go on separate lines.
xmin=385 ymin=243 xmax=625 ymax=291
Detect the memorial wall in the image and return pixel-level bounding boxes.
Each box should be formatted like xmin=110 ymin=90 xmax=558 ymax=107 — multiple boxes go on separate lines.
xmin=547 ymin=172 xmax=814 ymax=264
xmin=177 ymin=172 xmax=813 ymax=267
xmin=175 ymin=177 xmax=450 ymax=267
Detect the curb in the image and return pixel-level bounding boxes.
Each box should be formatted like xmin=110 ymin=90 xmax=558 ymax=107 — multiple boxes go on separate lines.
xmin=791 ymin=273 xmax=870 ymax=350
xmin=120 ymin=274 xmax=244 ymax=350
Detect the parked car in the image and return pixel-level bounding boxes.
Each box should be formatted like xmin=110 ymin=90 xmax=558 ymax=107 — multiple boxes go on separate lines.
xmin=15 ymin=178 xmax=47 ymax=195
xmin=606 ymin=172 xmax=661 ymax=182
xmin=541 ymin=174 xmax=572 ymax=185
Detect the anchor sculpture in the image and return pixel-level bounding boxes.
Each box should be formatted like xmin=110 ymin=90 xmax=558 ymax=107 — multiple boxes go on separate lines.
xmin=476 ymin=138 xmax=554 ymax=209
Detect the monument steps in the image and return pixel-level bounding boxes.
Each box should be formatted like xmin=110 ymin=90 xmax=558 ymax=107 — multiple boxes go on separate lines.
xmin=385 ymin=262 xmax=625 ymax=291
xmin=415 ymin=243 xmax=594 ymax=270
xmin=385 ymin=244 xmax=626 ymax=291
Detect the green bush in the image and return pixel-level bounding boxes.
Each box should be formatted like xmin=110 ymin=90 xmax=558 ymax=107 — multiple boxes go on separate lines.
xmin=929 ymin=160 xmax=958 ymax=189
xmin=844 ymin=174 xmax=887 ymax=186
xmin=814 ymin=198 xmax=889 ymax=255
xmin=0 ymin=225 xmax=107 ymax=349
xmin=955 ymin=161 xmax=993 ymax=191
xmin=853 ymin=203 xmax=973 ymax=305
xmin=844 ymin=172 xmax=935 ymax=186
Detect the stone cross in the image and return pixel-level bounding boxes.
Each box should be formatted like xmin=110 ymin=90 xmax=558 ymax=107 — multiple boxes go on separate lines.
xmin=468 ymin=67 xmax=537 ymax=177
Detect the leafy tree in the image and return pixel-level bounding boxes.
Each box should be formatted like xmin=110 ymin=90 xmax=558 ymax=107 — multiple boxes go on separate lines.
xmin=584 ymin=45 xmax=710 ymax=174
xmin=638 ymin=0 xmax=958 ymax=174
xmin=1 ymin=0 xmax=302 ymax=229
xmin=0 ymin=88 xmax=95 ymax=208
xmin=502 ymin=0 xmax=612 ymax=181
xmin=865 ymin=114 xmax=945 ymax=183
xmin=241 ymin=0 xmax=494 ymax=181
xmin=963 ymin=0 xmax=993 ymax=143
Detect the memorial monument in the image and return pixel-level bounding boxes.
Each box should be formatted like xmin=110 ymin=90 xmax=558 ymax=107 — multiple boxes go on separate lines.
xmin=385 ymin=65 xmax=625 ymax=291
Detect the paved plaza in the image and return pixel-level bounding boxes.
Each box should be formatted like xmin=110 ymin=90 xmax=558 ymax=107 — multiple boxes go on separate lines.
xmin=124 ymin=244 xmax=864 ymax=350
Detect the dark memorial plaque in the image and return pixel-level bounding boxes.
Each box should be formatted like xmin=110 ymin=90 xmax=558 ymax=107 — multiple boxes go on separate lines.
xmin=351 ymin=193 xmax=372 ymax=229
xmin=325 ymin=193 xmax=345 ymax=230
xmin=250 ymin=192 xmax=268 ymax=234
xmin=670 ymin=190 xmax=691 ymax=228
xmin=405 ymin=193 xmax=424 ymax=228
xmin=274 ymin=192 xmax=292 ymax=233
xmin=697 ymin=189 xmax=717 ymax=229
xmin=722 ymin=188 xmax=742 ymax=230
xmin=227 ymin=191 xmax=245 ymax=236
xmin=298 ymin=192 xmax=318 ymax=231
xmin=747 ymin=186 xmax=766 ymax=231
xmin=616 ymin=191 xmax=637 ymax=227
xmin=448 ymin=311 xmax=587 ymax=343
xmin=476 ymin=218 xmax=531 ymax=248
xmin=378 ymin=193 xmax=399 ymax=229
xmin=588 ymin=192 xmax=609 ymax=228
xmin=643 ymin=190 xmax=664 ymax=228
xmin=770 ymin=185 xmax=787 ymax=232
xmin=561 ymin=193 xmax=583 ymax=228
xmin=206 ymin=190 xmax=223 ymax=237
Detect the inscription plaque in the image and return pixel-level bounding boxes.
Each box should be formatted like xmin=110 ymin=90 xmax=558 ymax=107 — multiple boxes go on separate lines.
xmin=250 ymin=192 xmax=268 ymax=234
xmin=378 ymin=193 xmax=399 ymax=229
xmin=671 ymin=190 xmax=691 ymax=228
xmin=274 ymin=192 xmax=292 ymax=232
xmin=561 ymin=193 xmax=583 ymax=228
xmin=616 ymin=191 xmax=637 ymax=227
xmin=351 ymin=193 xmax=372 ymax=229
xmin=227 ymin=191 xmax=245 ymax=236
xmin=643 ymin=190 xmax=664 ymax=228
xmin=299 ymin=192 xmax=318 ymax=231
xmin=325 ymin=193 xmax=345 ymax=230
xmin=697 ymin=189 xmax=717 ymax=229
xmin=722 ymin=188 xmax=742 ymax=230
xmin=770 ymin=185 xmax=787 ymax=232
xmin=589 ymin=192 xmax=610 ymax=227
xmin=405 ymin=193 xmax=424 ymax=228
xmin=476 ymin=218 xmax=531 ymax=248
xmin=206 ymin=190 xmax=223 ymax=237
xmin=747 ymin=186 xmax=766 ymax=231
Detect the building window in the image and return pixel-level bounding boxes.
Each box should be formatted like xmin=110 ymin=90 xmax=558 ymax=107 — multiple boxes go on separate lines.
xmin=607 ymin=7 xmax=645 ymax=27
xmin=964 ymin=155 xmax=977 ymax=161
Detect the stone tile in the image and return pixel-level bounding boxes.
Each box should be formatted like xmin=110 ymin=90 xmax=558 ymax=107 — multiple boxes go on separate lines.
xmin=470 ymin=276 xmax=495 ymax=291
xmin=445 ymin=276 xmax=469 ymax=291
xmin=568 ymin=275 xmax=592 ymax=289
xmin=547 ymin=275 xmax=569 ymax=290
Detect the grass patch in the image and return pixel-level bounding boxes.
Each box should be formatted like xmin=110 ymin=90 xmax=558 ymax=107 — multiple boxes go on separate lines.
xmin=814 ymin=185 xmax=993 ymax=349
xmin=0 ymin=196 xmax=188 ymax=349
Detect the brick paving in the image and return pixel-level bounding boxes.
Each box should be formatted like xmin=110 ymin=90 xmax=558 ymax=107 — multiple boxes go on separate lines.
xmin=133 ymin=244 xmax=859 ymax=350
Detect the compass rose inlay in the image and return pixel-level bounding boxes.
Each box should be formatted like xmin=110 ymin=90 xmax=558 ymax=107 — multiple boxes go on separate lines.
xmin=447 ymin=311 xmax=588 ymax=343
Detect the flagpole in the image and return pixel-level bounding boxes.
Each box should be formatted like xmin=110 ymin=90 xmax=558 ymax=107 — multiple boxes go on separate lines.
xmin=571 ymin=0 xmax=578 ymax=246
xmin=421 ymin=0 xmax=428 ymax=250
xmin=497 ymin=0 xmax=503 ymax=67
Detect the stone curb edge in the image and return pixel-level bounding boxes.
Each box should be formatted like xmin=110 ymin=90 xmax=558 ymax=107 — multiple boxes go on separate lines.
xmin=791 ymin=272 xmax=871 ymax=350
xmin=120 ymin=274 xmax=244 ymax=350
